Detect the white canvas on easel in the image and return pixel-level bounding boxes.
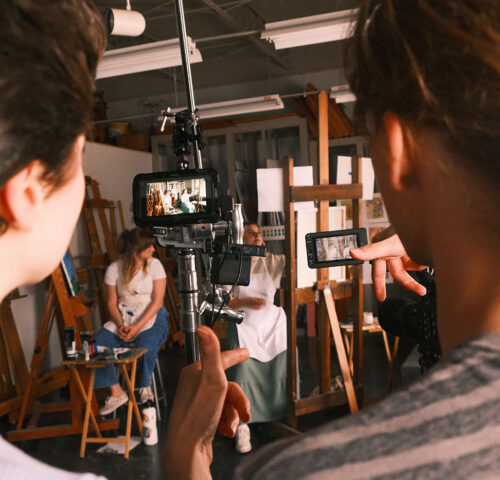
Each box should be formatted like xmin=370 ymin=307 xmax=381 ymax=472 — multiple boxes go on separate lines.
xmin=337 ymin=156 xmax=375 ymax=200
xmin=256 ymin=166 xmax=314 ymax=212
xmin=296 ymin=206 xmax=347 ymax=288
xmin=297 ymin=210 xmax=317 ymax=288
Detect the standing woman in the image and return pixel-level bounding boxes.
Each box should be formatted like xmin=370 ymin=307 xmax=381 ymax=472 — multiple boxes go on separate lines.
xmin=95 ymin=228 xmax=169 ymax=415
xmin=225 ymin=224 xmax=287 ymax=453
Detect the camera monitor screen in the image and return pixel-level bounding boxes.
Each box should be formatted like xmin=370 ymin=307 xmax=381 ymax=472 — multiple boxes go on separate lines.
xmin=305 ymin=228 xmax=368 ymax=268
xmin=133 ymin=168 xmax=219 ymax=227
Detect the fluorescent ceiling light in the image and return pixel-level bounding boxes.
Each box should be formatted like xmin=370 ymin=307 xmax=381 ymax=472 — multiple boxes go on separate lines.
xmin=198 ymin=95 xmax=284 ymax=119
xmin=261 ymin=9 xmax=358 ymax=50
xmin=163 ymin=95 xmax=284 ymax=120
xmin=330 ymin=85 xmax=356 ymax=103
xmin=96 ymin=37 xmax=202 ymax=79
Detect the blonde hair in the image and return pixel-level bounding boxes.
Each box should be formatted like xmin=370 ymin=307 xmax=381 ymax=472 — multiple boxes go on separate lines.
xmin=116 ymin=228 xmax=155 ymax=290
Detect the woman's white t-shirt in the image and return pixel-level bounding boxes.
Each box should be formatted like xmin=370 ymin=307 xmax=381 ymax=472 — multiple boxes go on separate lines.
xmin=103 ymin=257 xmax=166 ymax=335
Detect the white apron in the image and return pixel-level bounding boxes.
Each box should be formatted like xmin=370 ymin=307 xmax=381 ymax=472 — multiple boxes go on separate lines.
xmin=236 ymin=263 xmax=287 ymax=362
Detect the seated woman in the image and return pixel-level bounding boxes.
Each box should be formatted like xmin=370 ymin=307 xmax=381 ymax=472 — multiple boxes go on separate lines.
xmin=225 ymin=224 xmax=287 ymax=453
xmin=95 ymin=228 xmax=169 ymax=415
xmin=161 ymin=188 xmax=173 ymax=213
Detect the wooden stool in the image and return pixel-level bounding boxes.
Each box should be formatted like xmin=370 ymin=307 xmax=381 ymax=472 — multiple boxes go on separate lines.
xmin=340 ymin=318 xmax=399 ymax=391
xmin=63 ymin=348 xmax=146 ymax=459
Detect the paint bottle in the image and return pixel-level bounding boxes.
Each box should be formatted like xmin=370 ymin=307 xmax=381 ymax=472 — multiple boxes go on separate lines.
xmin=142 ymin=402 xmax=158 ymax=446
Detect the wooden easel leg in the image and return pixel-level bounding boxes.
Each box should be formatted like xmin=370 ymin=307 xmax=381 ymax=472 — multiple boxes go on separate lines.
xmin=384 ymin=334 xmax=400 ymax=392
xmin=17 ymin=283 xmax=56 ymax=429
xmin=323 ymin=287 xmax=359 ymax=414
xmin=80 ymin=368 xmax=96 ymax=458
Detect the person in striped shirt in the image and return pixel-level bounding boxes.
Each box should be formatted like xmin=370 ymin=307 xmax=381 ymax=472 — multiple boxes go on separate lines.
xmin=164 ymin=1 xmax=500 ymax=478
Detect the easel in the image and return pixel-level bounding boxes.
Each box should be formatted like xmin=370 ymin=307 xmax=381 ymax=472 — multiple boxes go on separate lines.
xmin=283 ymin=91 xmax=363 ymax=427
xmin=0 ymin=290 xmax=29 ymax=422
xmin=82 ymin=176 xmax=124 ymax=325
xmin=7 ymin=261 xmax=119 ymax=442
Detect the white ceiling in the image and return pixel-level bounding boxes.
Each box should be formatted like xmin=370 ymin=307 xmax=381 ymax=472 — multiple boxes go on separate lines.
xmin=94 ymin=0 xmax=361 ymax=106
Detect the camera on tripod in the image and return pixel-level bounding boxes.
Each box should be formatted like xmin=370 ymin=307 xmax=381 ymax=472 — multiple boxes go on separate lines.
xmin=132 ymin=108 xmax=264 ymax=363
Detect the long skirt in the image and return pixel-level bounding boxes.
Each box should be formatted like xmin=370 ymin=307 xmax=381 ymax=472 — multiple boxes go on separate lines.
xmin=224 ymin=322 xmax=287 ymax=423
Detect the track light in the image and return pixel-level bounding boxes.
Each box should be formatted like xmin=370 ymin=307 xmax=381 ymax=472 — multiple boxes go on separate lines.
xmin=105 ymin=1 xmax=146 ymax=37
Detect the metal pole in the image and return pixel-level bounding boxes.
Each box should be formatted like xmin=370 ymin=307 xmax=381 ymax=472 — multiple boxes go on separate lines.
xmin=177 ymin=249 xmax=200 ymax=364
xmin=173 ymin=0 xmax=203 ymax=169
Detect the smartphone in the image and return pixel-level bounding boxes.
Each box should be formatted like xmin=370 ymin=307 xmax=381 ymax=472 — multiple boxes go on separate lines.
xmin=305 ymin=228 xmax=368 ymax=268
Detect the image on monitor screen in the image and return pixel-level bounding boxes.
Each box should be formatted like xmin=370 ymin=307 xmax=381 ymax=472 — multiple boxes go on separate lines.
xmin=315 ymin=234 xmax=358 ymax=262
xmin=145 ymin=178 xmax=207 ymax=217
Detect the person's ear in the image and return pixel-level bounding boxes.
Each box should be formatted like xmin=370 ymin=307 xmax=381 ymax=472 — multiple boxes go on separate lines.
xmin=0 ymin=160 xmax=47 ymax=230
xmin=383 ymin=112 xmax=420 ymax=191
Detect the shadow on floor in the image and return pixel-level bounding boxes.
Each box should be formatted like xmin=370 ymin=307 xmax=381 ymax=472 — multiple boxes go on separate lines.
xmin=2 ymin=332 xmax=419 ymax=479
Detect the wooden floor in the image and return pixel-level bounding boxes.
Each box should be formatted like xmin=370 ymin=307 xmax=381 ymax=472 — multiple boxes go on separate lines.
xmin=1 ymin=333 xmax=418 ymax=480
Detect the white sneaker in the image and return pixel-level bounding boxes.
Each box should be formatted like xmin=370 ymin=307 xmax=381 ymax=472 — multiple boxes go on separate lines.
xmin=139 ymin=386 xmax=154 ymax=404
xmin=235 ymin=423 xmax=252 ymax=454
xmin=99 ymin=392 xmax=128 ymax=415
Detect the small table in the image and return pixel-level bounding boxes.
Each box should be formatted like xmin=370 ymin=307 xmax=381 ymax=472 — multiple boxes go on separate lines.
xmin=340 ymin=318 xmax=399 ymax=391
xmin=63 ymin=348 xmax=146 ymax=459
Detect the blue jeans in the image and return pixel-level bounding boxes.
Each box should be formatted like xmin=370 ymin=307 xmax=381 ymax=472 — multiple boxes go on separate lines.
xmin=94 ymin=306 xmax=169 ymax=389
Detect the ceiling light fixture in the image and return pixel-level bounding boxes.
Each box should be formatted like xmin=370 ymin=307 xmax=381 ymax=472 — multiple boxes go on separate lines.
xmin=96 ymin=37 xmax=202 ymax=80
xmin=105 ymin=0 xmax=146 ymax=37
xmin=197 ymin=94 xmax=284 ymax=119
xmin=160 ymin=95 xmax=284 ymax=121
xmin=330 ymin=85 xmax=356 ymax=104
xmin=261 ymin=9 xmax=358 ymax=50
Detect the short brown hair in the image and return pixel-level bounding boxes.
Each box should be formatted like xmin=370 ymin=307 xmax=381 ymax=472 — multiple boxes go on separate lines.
xmin=0 ymin=0 xmax=106 ymax=190
xmin=345 ymin=0 xmax=500 ymax=181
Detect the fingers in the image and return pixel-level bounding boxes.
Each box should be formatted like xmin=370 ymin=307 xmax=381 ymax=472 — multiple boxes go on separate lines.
xmin=220 ymin=348 xmax=250 ymax=371
xmin=197 ymin=326 xmax=225 ymax=386
xmin=350 ymin=234 xmax=406 ymax=261
xmin=387 ymin=259 xmax=427 ymax=296
xmin=372 ymin=259 xmax=388 ymax=302
xmin=226 ymin=382 xmax=251 ymax=423
xmin=218 ymin=402 xmax=239 ymax=437
xmin=401 ymin=254 xmax=427 ymax=272
xmin=217 ymin=382 xmax=250 ymax=437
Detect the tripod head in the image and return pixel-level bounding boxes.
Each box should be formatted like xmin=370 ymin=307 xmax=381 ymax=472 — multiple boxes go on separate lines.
xmin=160 ymin=108 xmax=204 ymax=171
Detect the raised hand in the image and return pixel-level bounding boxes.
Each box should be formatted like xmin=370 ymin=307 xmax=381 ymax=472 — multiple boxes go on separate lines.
xmin=244 ymin=297 xmax=266 ymax=309
xmin=350 ymin=231 xmax=427 ymax=302
xmin=164 ymin=326 xmax=250 ymax=479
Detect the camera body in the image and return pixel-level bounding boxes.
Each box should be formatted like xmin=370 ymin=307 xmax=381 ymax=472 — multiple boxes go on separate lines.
xmin=378 ymin=270 xmax=440 ymax=371
xmin=305 ymin=228 xmax=368 ymax=268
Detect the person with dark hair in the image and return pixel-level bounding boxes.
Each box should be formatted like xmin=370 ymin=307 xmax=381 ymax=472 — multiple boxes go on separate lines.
xmin=94 ymin=228 xmax=169 ymax=414
xmin=164 ymin=0 xmax=500 ymax=478
xmin=0 ymin=0 xmax=109 ymax=477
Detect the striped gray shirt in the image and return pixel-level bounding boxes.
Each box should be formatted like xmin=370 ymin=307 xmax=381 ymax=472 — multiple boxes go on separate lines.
xmin=236 ymin=333 xmax=500 ymax=479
